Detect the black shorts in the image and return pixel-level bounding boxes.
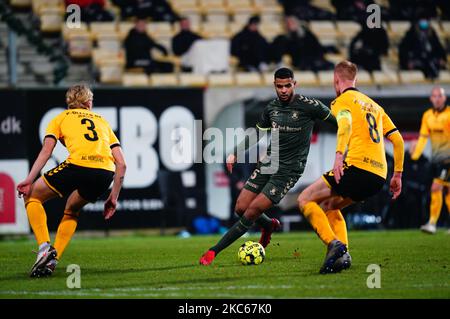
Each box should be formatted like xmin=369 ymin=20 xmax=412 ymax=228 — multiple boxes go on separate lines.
xmin=322 ymin=163 xmax=386 ymax=202
xmin=43 ymin=161 xmax=114 ymax=202
xmin=431 ymin=162 xmax=450 ymax=184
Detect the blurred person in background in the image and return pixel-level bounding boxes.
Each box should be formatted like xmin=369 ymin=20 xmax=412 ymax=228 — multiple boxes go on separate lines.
xmin=399 ymin=16 xmax=447 ymax=79
xmin=349 ymin=21 xmax=389 ymax=72
xmin=172 ymin=17 xmax=203 ymax=72
xmin=271 ymin=16 xmax=335 ymax=72
xmin=124 ymin=19 xmax=174 ymax=74
xmin=410 ymin=86 xmax=450 ymax=234
xmin=231 ymin=15 xmax=270 ymax=72
xmin=113 ymin=0 xmax=179 ymax=22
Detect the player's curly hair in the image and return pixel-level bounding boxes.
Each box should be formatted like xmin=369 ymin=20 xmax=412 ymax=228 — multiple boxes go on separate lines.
xmin=66 ymin=84 xmax=93 ymax=109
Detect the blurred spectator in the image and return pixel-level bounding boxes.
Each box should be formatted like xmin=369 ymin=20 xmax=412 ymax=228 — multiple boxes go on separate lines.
xmin=332 ymin=0 xmax=378 ymax=21
xmin=230 ymin=16 xmax=270 ymax=72
xmin=172 ymin=17 xmax=202 ymax=72
xmin=389 ymin=0 xmax=437 ymax=20
xmin=349 ymin=23 xmax=389 ymax=72
xmin=435 ymin=0 xmax=450 ymax=20
xmin=399 ymin=17 xmax=447 ymax=79
xmin=279 ymin=0 xmax=335 ymax=20
xmin=271 ymin=16 xmax=334 ymax=72
xmin=124 ymin=19 xmax=174 ymax=74
xmin=65 ymin=0 xmax=114 ymax=22
xmin=112 ymin=0 xmax=179 ymax=22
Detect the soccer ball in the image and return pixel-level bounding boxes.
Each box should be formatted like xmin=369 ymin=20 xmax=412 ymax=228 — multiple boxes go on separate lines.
xmin=238 ymin=241 xmax=265 ymax=265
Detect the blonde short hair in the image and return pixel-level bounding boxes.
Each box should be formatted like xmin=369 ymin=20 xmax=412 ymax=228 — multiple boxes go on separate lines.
xmin=335 ymin=60 xmax=358 ymax=81
xmin=66 ymin=84 xmax=93 ymax=109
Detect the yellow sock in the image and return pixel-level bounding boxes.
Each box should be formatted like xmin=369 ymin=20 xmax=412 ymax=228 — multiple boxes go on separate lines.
xmin=25 ymin=198 xmax=50 ymax=246
xmin=445 ymin=192 xmax=450 ymax=217
xmin=54 ymin=211 xmax=79 ymax=260
xmin=302 ymin=202 xmax=336 ymax=245
xmin=429 ymin=190 xmax=443 ymax=225
xmin=326 ymin=209 xmax=348 ymax=247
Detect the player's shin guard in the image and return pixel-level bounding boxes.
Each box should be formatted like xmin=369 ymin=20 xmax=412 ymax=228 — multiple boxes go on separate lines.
xmin=25 ymin=198 xmax=50 ymax=246
xmin=302 ymin=202 xmax=336 ymax=246
xmin=54 ymin=210 xmax=79 ymax=260
xmin=326 ymin=210 xmax=348 ymax=247
xmin=429 ymin=190 xmax=443 ymax=225
xmin=210 ymin=216 xmax=253 ymax=255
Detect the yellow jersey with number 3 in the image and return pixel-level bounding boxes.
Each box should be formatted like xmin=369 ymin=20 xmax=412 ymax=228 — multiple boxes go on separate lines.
xmin=45 ymin=108 xmax=120 ymax=172
xmin=331 ymin=88 xmax=398 ymax=179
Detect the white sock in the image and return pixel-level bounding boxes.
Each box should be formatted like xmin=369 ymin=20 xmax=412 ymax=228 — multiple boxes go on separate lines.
xmin=39 ymin=242 xmax=50 ymax=251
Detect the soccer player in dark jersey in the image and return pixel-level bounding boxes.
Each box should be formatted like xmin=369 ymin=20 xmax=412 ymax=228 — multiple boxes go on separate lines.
xmin=297 ymin=61 xmax=404 ymax=274
xmin=17 ymin=84 xmax=127 ymax=277
xmin=199 ymin=67 xmax=337 ymax=265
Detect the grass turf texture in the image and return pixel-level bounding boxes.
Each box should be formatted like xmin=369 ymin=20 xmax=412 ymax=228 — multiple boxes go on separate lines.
xmin=0 ymin=230 xmax=449 ymax=299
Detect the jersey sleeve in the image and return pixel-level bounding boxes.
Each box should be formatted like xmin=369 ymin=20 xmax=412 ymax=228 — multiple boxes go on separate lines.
xmin=45 ymin=112 xmax=64 ymax=141
xmin=308 ymin=98 xmax=332 ymax=121
xmin=256 ymin=105 xmax=271 ymax=130
xmin=381 ymin=109 xmax=398 ymax=138
xmin=331 ymin=98 xmax=351 ymax=118
xmin=108 ymin=126 xmax=120 ymax=149
xmin=418 ymin=112 xmax=430 ymax=137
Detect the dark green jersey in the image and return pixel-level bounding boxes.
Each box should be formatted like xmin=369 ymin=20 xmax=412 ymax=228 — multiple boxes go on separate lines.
xmin=256 ymin=94 xmax=335 ymax=171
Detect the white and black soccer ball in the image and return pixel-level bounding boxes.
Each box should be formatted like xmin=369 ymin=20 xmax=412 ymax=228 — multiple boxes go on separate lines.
xmin=238 ymin=241 xmax=265 ymax=265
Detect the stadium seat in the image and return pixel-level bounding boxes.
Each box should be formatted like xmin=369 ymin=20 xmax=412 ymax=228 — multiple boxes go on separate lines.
xmin=253 ymin=0 xmax=283 ymax=14
xmin=99 ymin=64 xmax=123 ymax=84
xmin=179 ymin=73 xmax=208 ymax=86
xmin=259 ymin=23 xmax=283 ymax=41
xmin=294 ymin=71 xmax=318 ymax=86
xmin=336 ymin=21 xmax=361 ymax=45
xmin=227 ymin=0 xmax=256 ymax=16
xmin=201 ymin=21 xmax=229 ymax=38
xmin=398 ymin=70 xmax=427 ymax=84
xmin=234 ymin=72 xmax=262 ymax=86
xmin=147 ymin=22 xmax=174 ymax=38
xmin=40 ymin=7 xmax=64 ymax=33
xmin=97 ymin=33 xmax=122 ymax=53
xmin=388 ymin=21 xmax=410 ymax=44
xmin=92 ymin=48 xmax=125 ymax=67
xmin=68 ymin=34 xmax=93 ymax=59
xmin=318 ymin=71 xmax=334 ymax=86
xmin=207 ymin=73 xmax=234 ymax=86
xmin=10 ymin=0 xmax=32 ymax=9
xmin=309 ymin=21 xmax=338 ymax=44
xmin=62 ymin=22 xmax=89 ymax=41
xmin=372 ymin=70 xmax=399 ymax=85
xmin=122 ymin=73 xmax=149 ymax=86
xmin=90 ymin=22 xmax=118 ymax=40
xmin=149 ymin=73 xmax=179 ymax=86
xmin=437 ymin=71 xmax=450 ymax=84
xmin=356 ymin=70 xmax=373 ymax=85
xmin=442 ymin=22 xmax=450 ymax=37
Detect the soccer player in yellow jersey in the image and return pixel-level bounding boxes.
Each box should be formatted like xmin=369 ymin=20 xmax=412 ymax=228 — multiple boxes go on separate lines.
xmin=297 ymin=61 xmax=405 ymax=274
xmin=17 ymin=84 xmax=127 ymax=278
xmin=411 ymin=86 xmax=450 ymax=234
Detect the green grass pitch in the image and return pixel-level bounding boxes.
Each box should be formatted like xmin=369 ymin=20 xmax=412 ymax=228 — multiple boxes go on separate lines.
xmin=0 ymin=230 xmax=449 ymax=299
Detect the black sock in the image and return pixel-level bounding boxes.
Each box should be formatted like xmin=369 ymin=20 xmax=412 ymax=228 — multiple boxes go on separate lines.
xmin=254 ymin=213 xmax=273 ymax=229
xmin=211 ymin=216 xmax=253 ymax=255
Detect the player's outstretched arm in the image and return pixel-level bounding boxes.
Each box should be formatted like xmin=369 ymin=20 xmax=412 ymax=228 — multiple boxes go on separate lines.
xmin=410 ymin=135 xmax=428 ymax=160
xmin=17 ymin=137 xmax=57 ymax=198
xmin=387 ymin=131 xmax=404 ymax=200
xmin=104 ymin=146 xmax=127 ymax=220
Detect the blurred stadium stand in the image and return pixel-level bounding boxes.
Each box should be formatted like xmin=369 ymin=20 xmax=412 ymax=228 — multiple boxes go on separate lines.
xmin=0 ymin=0 xmax=448 ymax=87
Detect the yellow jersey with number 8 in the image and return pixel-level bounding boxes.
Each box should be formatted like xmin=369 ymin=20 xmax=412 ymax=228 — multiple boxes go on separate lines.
xmin=331 ymin=88 xmax=398 ymax=179
xmin=45 ymin=109 xmax=120 ymax=172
